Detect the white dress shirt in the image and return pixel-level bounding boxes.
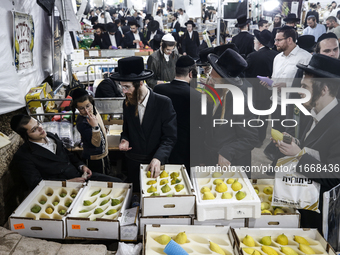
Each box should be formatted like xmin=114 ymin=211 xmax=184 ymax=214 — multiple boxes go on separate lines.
xmin=138 ymin=89 xmax=150 ymax=124
xmin=31 ymin=137 xmax=57 ymax=154
xmin=109 ymin=34 xmax=117 ymax=48
xmin=150 ymin=30 xmax=157 ymax=41
xmin=302 ymin=23 xmax=326 ymax=42
xmin=188 ymin=31 xmax=193 ymax=39
xmin=272 ymin=45 xmax=312 ymax=104
xmin=133 ymin=32 xmax=141 ymax=49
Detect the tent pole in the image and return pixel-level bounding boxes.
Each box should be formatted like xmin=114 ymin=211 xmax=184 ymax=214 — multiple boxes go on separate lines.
xmin=217 ymin=0 xmax=221 ymax=45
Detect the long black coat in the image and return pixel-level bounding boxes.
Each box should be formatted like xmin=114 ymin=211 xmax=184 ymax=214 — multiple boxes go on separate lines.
xmin=121 ymin=89 xmax=177 ymax=165
xmin=245 ymin=47 xmax=279 ymax=101
xmin=181 ymin=31 xmax=200 ymax=59
xmin=153 ymin=79 xmax=202 ymax=171
xmin=102 ymin=30 xmax=124 ymax=48
xmin=231 ymin=31 xmax=254 ymax=57
xmin=90 ymin=32 xmax=110 ymax=49
xmin=124 ymin=31 xmax=147 ymax=48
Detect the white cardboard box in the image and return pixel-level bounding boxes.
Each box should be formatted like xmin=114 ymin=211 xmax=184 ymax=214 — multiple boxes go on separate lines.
xmin=140 ymin=164 xmax=196 ymax=217
xmin=193 ymin=218 xmax=245 ymax=228
xmin=140 ymin=216 xmax=192 ymax=235
xmin=9 ymin=180 xmax=84 ymax=239
xmin=107 ymin=125 xmax=122 ymax=147
xmin=120 ymin=206 xmax=139 ymax=241
xmin=66 ymin=181 xmax=132 ymax=239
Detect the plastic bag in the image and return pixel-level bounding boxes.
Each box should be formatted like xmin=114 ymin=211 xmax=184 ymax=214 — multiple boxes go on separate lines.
xmin=73 ymin=126 xmax=82 ymax=147
xmin=116 ymin=242 xmax=142 ymax=255
xmin=272 ymin=147 xmax=321 ymax=212
xmin=323 ymin=183 xmax=340 ymax=251
xmin=42 ymin=122 xmax=60 ymax=137
xmin=59 ymin=121 xmax=74 ymax=148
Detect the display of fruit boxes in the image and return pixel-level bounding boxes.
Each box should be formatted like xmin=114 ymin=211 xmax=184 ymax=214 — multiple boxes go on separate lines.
xmin=66 ymin=181 xmax=132 ymax=239
xmin=250 ymin=179 xmax=300 ymax=228
xmin=139 ymin=216 xmax=192 ymax=235
xmin=143 ymin=224 xmax=239 ymax=255
xmin=191 ymin=167 xmax=261 ymax=221
xmin=140 ymin=164 xmax=196 ymax=217
xmin=9 ymin=180 xmax=84 ymax=239
xmin=231 ymin=228 xmax=336 ymax=255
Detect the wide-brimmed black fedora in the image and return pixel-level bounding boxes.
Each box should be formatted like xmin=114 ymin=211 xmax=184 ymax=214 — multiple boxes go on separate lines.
xmin=148 ymin=20 xmax=159 ymax=32
xmin=110 ymin=56 xmax=154 ymax=81
xmin=207 ymin=49 xmax=248 ymax=86
xmin=128 ymin=19 xmax=140 ymax=27
xmin=254 ymin=29 xmax=274 ymax=48
xmin=214 ymin=43 xmax=239 ymax=56
xmin=297 ymin=54 xmax=340 ymax=78
xmin=196 ymin=47 xmax=215 ymax=66
xmin=297 ymin=35 xmax=315 ymax=53
xmin=283 ymin=13 xmax=300 ymax=22
xmin=107 ymin=22 xmax=118 ymax=33
xmin=185 ymin=20 xmax=196 ymax=27
xmin=235 ymin=14 xmax=250 ymax=27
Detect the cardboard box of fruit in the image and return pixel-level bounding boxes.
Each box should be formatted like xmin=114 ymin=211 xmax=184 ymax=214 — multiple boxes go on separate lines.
xmin=140 ymin=216 xmax=192 ymax=235
xmin=191 ymin=167 xmax=261 ymax=221
xmin=232 ymin=228 xmax=336 ymax=255
xmin=66 ymin=181 xmax=132 ymax=239
xmin=143 ymin=224 xmax=240 ymax=255
xmin=9 ymin=180 xmax=84 ymax=239
xmin=140 ymin=164 xmax=196 ymax=217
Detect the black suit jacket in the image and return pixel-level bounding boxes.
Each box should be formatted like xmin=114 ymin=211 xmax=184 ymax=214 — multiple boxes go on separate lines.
xmin=121 ymin=25 xmax=130 ymax=34
xmin=245 ymin=47 xmax=279 ymax=101
xmin=145 ymin=29 xmax=164 ymax=42
xmin=154 ymin=79 xmax=202 ymax=170
xmin=121 ymin=89 xmax=177 ymax=164
xmin=124 ymin=31 xmax=147 ymax=48
xmin=103 ymin=30 xmax=124 ymax=48
xmin=171 ymin=20 xmax=181 ymax=32
xmin=90 ymin=32 xmax=111 ymax=49
xmin=182 ymin=31 xmax=200 ymax=59
xmin=231 ymin=31 xmax=254 ymax=57
xmin=12 ymin=132 xmax=83 ymax=190
xmin=95 ymin=78 xmax=123 ymax=98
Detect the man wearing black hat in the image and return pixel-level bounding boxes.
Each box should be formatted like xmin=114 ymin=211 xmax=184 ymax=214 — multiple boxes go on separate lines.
xmin=231 ymin=15 xmax=254 ymax=57
xmin=105 ymin=22 xmax=123 ymax=49
xmin=153 ymin=56 xmax=202 ymax=171
xmin=10 ymin=115 xmax=121 ymax=190
xmin=145 ymin=20 xmax=164 ymax=48
xmin=124 ymin=20 xmax=146 ymax=48
xmin=275 ymin=54 xmax=340 ymax=232
xmin=91 ymin=16 xmax=99 ymax=26
xmin=303 ymin=15 xmax=326 ymax=42
xmin=245 ymin=29 xmax=279 ymax=147
xmin=111 ymin=57 xmax=177 ymax=191
xmin=90 ymin=24 xmax=110 ymax=49
xmin=182 ymin=20 xmax=200 ymax=59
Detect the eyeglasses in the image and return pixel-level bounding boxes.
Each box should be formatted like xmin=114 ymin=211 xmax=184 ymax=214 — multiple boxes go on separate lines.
xmin=78 ymin=103 xmax=92 ymax=112
xmin=30 ymin=120 xmax=42 ymax=133
xmin=274 ymin=38 xmax=287 ymax=42
xmin=120 ymin=84 xmax=133 ymax=91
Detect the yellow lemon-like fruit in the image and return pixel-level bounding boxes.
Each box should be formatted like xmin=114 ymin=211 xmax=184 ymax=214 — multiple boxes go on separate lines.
xmin=175 ymin=184 xmax=184 ymax=192
xmin=210 ymin=241 xmax=225 ymax=254
xmin=203 ymin=191 xmax=215 ymax=200
xmin=281 ymin=247 xmax=298 ymax=255
xmin=263 ymin=186 xmax=273 ymax=195
xmin=147 ymin=171 xmax=151 ymax=178
xmin=260 ymin=236 xmax=272 ymax=246
xmin=170 ymin=172 xmax=179 ymax=179
xmin=261 ymin=246 xmax=278 ymax=255
xmin=215 ymin=182 xmax=228 ymax=193
xmin=261 ymin=202 xmax=271 ymax=210
xmin=154 ymin=234 xmax=171 ymax=245
xmin=261 ymin=210 xmax=272 ymax=215
xmin=243 ymin=248 xmax=255 ymax=254
xmin=161 ymin=184 xmax=171 ymax=193
xmin=147 ymin=180 xmax=157 ymax=185
xmin=274 ymin=208 xmax=285 ymax=215
xmin=45 ymin=207 xmax=53 ymax=214
xmin=147 ymin=185 xmax=157 ymax=193
xmin=174 ymin=232 xmax=187 ymax=244
xmin=222 ymin=192 xmax=232 ymax=199
xmin=243 ymin=235 xmax=256 ymax=247
xmin=160 ymin=179 xmax=168 ymax=185
xmin=276 ymin=233 xmax=288 ymax=245
xmin=236 ymin=191 xmax=246 ymax=200
xmin=231 ymin=181 xmax=242 ymax=191
xmin=294 ymin=236 xmax=310 ymax=245
xmin=299 ymin=244 xmax=315 ymax=254
xmin=160 ymin=170 xmax=169 ymax=178
xmin=227 ymin=178 xmax=235 ymax=184
xmin=213 ymin=179 xmax=223 ymax=185
xmin=271 ymin=129 xmax=283 ymax=142
xmin=201 ymin=186 xmax=211 ymax=193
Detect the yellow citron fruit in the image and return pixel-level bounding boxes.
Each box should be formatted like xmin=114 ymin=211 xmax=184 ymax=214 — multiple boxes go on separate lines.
xmin=203 ymin=191 xmax=215 ymax=200
xmin=175 ymin=184 xmax=184 ymax=192
xmin=252 ymin=250 xmax=262 ymax=255
xmin=231 ymin=181 xmax=242 ymax=191
xmin=262 ymin=246 xmax=278 ymax=255
xmin=243 ymin=235 xmax=256 ymax=247
xmin=299 ymin=244 xmax=315 ymax=254
xmin=170 ymin=172 xmax=179 ymax=179
xmin=243 ymin=248 xmax=255 ymax=254
xmin=160 ymin=170 xmax=169 ymax=178
xmin=201 ymin=186 xmax=211 ymax=193
xmin=210 ymin=241 xmax=225 ymax=255
xmin=276 ymin=233 xmax=288 ymax=245
xmin=263 ymin=186 xmax=273 ymax=195
xmin=260 ymin=236 xmax=272 ymax=246
xmin=236 ymin=191 xmax=246 ymax=200
xmin=212 ymin=172 xmax=223 ymax=178
xmin=268 ymin=195 xmax=272 ymax=202
xmin=147 ymin=185 xmax=157 ymax=193
xmin=161 ymin=184 xmax=171 ymax=193
xmin=171 ymin=178 xmax=181 ymax=185
xmin=281 ymin=247 xmax=298 ymax=255
xmin=45 ymin=207 xmax=53 ymax=214
xmin=274 ymin=208 xmax=285 ymax=215
xmin=147 ymin=171 xmax=151 ymax=178
xmin=160 ymin=179 xmax=168 ymax=185
xmin=154 ymin=234 xmax=171 ymax=245
xmin=254 ymin=188 xmax=259 ymax=194
xmin=222 ymin=192 xmax=232 ymax=199
xmin=215 ymin=182 xmax=228 ymax=193
xmin=261 ymin=202 xmax=271 ymax=210
xmin=15 ymin=39 xmax=19 ymax=53
xmin=271 ymin=129 xmax=283 ymax=142
xmin=174 ymin=232 xmax=187 ymax=244
xmin=261 ymin=210 xmax=272 ymax=215
xmin=147 ymin=180 xmax=157 ymax=185
xmin=227 ymin=178 xmax=235 ymax=184
xmin=294 ymin=236 xmax=310 ymax=245
xmin=213 ymin=179 xmax=223 ymax=185
xmin=30 ymin=38 xmax=34 ymax=51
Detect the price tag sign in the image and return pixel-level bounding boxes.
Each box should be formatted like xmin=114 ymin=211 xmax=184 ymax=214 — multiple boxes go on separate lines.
xmin=72 ymin=225 xmax=81 ymax=230
xmin=13 ymin=223 xmax=25 ymax=230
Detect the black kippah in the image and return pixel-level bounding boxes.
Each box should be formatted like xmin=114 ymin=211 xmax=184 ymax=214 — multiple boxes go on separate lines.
xmin=317 ymin=32 xmax=338 ymax=43
xmin=176 ymin=56 xmax=195 ymax=68
xmin=10 ymin=114 xmax=26 ymax=132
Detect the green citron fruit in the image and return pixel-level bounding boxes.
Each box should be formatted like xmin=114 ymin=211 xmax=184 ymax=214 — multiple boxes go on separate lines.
xmin=226 ymin=178 xmax=235 ymax=184
xmin=160 ymin=179 xmax=168 ymax=185
xmin=299 ymin=244 xmax=315 ymax=254
xmin=83 ymin=200 xmax=93 ymax=206
xmin=71 ymin=193 xmax=77 ymax=198
xmin=161 ymin=184 xmax=171 ymax=193
xmin=59 ymin=210 xmax=66 ymax=215
xmin=215 ymin=182 xmax=228 ymax=193
xmin=91 ymin=190 xmax=101 ymax=196
xmin=261 ymin=246 xmax=278 ymax=255
xmin=210 ymin=241 xmax=225 ymax=254
xmin=261 ymin=202 xmax=271 ymax=210
xmin=100 ymin=200 xmax=109 ymax=206
xmin=160 ymin=170 xmax=169 ymax=178
xmin=65 ymin=201 xmax=72 ymax=207
xmin=243 ymin=248 xmax=256 ymax=254
xmin=174 ymin=231 xmax=187 ymax=244
xmin=203 ymin=191 xmax=215 ymax=200
xmin=263 ymin=186 xmax=273 ymax=195
xmin=232 ymin=181 xmax=242 ymax=191
xmin=222 ymin=192 xmax=232 ymax=199
xmin=94 ymin=208 xmax=103 ymax=214
xmin=170 ymin=172 xmax=179 ymax=179
xmin=271 ymin=129 xmax=283 ymax=142
xmin=175 ymin=184 xmax=184 ymax=192
xmin=154 ymin=234 xmax=171 ymax=245
xmin=147 ymin=180 xmax=157 ymax=185
xmin=151 ymin=192 xmax=160 ymax=196
xmin=53 ymin=201 xmax=59 ymax=206
xmin=276 ymin=233 xmax=288 ymax=245
xmin=111 ymin=199 xmax=121 ymax=206
xmin=79 ymin=209 xmax=88 ymax=213
xmin=261 ymin=210 xmax=272 ymax=215
xmin=106 ymin=209 xmax=117 ymax=215
xmin=281 ymin=247 xmax=298 ymax=255
xmin=201 ymin=186 xmax=211 ymax=193
xmin=236 ymin=191 xmax=246 ymax=200
xmin=147 ymin=185 xmax=157 ymax=193
xmin=39 ymin=200 xmax=46 ymax=205
xmin=166 ymin=194 xmax=173 ymax=197
xmin=100 ymin=193 xmax=107 ymax=198
xmin=243 ymin=235 xmax=256 ymax=247
xmin=274 ymin=208 xmax=285 ymax=215
xmin=294 ymin=236 xmax=310 ymax=245
xmin=213 ymin=179 xmax=223 ymax=185
xmin=60 ymin=192 xmax=67 ymax=197
xmin=261 ymin=236 xmax=272 ymax=246
xmin=31 ymin=205 xmax=41 ymax=213
xmin=171 ymin=178 xmax=181 ymax=185
xmin=212 ymin=172 xmax=223 ymax=178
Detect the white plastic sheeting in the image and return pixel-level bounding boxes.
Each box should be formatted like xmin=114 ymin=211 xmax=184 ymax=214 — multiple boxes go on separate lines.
xmin=0 ymin=0 xmax=52 ymax=115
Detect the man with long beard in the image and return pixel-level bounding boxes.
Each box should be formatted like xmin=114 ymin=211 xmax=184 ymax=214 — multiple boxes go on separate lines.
xmin=111 ymin=56 xmax=177 ymax=191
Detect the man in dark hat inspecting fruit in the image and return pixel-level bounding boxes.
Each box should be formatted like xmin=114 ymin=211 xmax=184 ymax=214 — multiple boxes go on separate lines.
xmin=182 ymin=20 xmax=200 ymax=59
xmin=105 ymin=22 xmax=123 ymax=49
xmin=90 ymin=24 xmax=109 ymax=49
xmin=111 ymin=56 xmax=177 ymax=191
xmin=124 ymin=20 xmax=146 ymax=48
xmin=231 ymin=14 xmax=254 ymax=57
